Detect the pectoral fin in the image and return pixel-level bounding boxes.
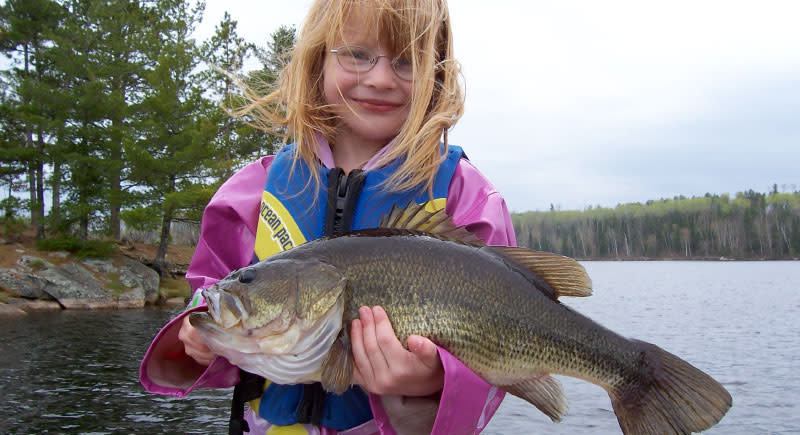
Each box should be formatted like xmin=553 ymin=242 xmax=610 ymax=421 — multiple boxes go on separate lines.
xmin=320 ymin=329 xmax=354 ymax=394
xmin=503 ymin=373 xmax=568 ymax=422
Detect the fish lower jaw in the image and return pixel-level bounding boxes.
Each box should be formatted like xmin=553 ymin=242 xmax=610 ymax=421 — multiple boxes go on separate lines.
xmin=209 ymin=298 xmax=345 ymax=385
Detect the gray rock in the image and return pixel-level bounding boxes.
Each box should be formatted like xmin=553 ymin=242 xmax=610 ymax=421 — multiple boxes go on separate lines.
xmin=116 ymin=287 xmax=146 ymax=308
xmin=164 ymin=297 xmax=188 ymax=307
xmin=16 ymin=255 xmax=55 ymax=272
xmin=82 ymin=258 xmax=118 ymax=275
xmin=5 ymin=297 xmax=62 ymax=312
xmin=0 ymin=268 xmax=56 ymax=300
xmin=119 ymin=258 xmax=160 ymax=304
xmin=38 ymin=262 xmax=115 ymax=309
xmin=3 ymin=250 xmax=162 ymax=310
xmin=0 ymin=303 xmax=27 ymax=316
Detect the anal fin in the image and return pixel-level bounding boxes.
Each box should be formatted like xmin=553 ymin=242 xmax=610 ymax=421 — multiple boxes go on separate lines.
xmin=503 ymin=373 xmax=568 ymax=422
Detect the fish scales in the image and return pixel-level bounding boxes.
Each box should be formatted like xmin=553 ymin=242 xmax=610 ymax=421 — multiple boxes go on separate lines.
xmin=280 ymin=232 xmax=639 ymax=387
xmin=190 ymin=205 xmax=731 ymax=434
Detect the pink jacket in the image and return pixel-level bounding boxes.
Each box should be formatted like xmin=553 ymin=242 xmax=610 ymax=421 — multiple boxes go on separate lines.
xmin=140 ymin=150 xmax=516 ymax=434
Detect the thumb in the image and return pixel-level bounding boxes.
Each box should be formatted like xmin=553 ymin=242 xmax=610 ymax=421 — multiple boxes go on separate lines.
xmin=408 ymin=335 xmax=439 ymax=364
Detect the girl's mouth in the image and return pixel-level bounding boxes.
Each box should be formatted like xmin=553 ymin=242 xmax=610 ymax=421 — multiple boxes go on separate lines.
xmin=354 ymin=98 xmax=402 ymax=113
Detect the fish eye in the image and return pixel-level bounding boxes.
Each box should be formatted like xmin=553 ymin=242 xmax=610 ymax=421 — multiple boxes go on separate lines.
xmin=238 ymin=268 xmax=256 ymax=284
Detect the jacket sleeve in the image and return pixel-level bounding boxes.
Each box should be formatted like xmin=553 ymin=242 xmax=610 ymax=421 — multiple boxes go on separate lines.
xmin=139 ymin=156 xmax=274 ymax=397
xmin=368 ymin=158 xmax=516 ymax=434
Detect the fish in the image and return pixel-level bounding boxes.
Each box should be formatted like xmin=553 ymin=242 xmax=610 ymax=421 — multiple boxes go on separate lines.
xmin=189 ymin=203 xmax=732 ymax=434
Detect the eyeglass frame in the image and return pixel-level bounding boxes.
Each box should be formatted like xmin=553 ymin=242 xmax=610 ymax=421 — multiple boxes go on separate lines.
xmin=329 ymin=45 xmax=414 ymax=81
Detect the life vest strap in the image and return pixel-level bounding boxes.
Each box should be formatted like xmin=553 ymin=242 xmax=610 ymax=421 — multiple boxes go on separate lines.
xmin=229 ymin=369 xmax=267 ymax=435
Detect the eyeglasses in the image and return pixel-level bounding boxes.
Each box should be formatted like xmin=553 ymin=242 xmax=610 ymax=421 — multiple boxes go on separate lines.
xmin=329 ymin=45 xmax=413 ymax=81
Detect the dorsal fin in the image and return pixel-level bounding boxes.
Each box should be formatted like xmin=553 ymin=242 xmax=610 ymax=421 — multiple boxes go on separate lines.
xmin=489 ymin=247 xmax=592 ymax=298
xmin=378 ymin=204 xmax=592 ymax=298
xmin=378 ymin=203 xmax=485 ymax=246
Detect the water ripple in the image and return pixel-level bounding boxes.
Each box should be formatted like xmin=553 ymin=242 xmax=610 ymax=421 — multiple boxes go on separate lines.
xmin=0 ymin=262 xmax=798 ymax=433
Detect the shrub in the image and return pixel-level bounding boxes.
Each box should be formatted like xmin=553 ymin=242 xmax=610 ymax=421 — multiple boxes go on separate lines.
xmin=35 ymin=236 xmax=118 ymax=259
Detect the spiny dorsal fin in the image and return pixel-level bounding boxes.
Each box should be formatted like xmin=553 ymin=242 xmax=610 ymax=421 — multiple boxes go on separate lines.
xmin=379 ymin=203 xmax=485 ymax=246
xmin=490 ymin=247 xmax=592 ymax=298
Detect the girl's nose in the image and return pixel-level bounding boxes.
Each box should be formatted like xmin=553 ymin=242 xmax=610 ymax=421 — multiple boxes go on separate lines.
xmin=363 ymin=56 xmax=397 ymax=89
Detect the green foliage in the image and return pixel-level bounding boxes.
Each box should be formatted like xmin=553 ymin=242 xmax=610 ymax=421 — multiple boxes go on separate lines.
xmin=514 ymin=191 xmax=800 ymax=259
xmin=29 ymin=258 xmax=46 ymax=272
xmin=0 ymin=2 xmax=293 ymax=264
xmin=105 ymin=272 xmax=132 ymax=295
xmin=0 ymin=196 xmax=27 ymax=237
xmin=159 ymin=275 xmax=191 ymax=299
xmin=121 ymin=206 xmax=162 ymax=232
xmin=35 ymin=235 xmax=118 ymax=259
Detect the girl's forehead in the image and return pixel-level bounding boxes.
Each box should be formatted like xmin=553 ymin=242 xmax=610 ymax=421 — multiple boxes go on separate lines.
xmin=332 ymin=4 xmax=411 ymax=51
xmin=336 ymin=15 xmax=376 ymax=43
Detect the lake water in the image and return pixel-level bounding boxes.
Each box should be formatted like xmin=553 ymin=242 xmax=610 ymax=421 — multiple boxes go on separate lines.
xmin=0 ymin=261 xmax=797 ymax=434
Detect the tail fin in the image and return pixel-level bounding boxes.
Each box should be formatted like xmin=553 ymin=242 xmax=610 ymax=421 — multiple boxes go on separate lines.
xmin=610 ymin=340 xmax=732 ymax=435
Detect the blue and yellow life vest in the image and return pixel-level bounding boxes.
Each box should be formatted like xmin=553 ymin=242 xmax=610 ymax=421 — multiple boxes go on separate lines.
xmin=246 ymin=142 xmax=463 ymax=432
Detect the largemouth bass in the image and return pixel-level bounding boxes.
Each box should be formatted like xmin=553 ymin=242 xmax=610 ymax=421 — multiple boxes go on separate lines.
xmin=190 ymin=204 xmax=731 ymax=434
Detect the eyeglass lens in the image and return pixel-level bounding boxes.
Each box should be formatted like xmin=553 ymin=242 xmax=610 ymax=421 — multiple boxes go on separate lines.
xmin=333 ymin=46 xmax=413 ymax=80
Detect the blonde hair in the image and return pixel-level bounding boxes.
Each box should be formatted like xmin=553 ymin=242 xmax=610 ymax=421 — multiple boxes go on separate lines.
xmin=237 ymin=0 xmax=464 ymax=195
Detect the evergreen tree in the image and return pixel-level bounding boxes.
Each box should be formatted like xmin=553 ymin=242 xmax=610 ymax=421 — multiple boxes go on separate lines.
xmin=126 ymin=0 xmax=215 ymax=274
xmin=0 ymin=0 xmax=64 ymax=238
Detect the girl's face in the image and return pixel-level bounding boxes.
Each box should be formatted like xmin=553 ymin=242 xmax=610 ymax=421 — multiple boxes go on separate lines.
xmin=322 ymin=20 xmax=414 ymax=150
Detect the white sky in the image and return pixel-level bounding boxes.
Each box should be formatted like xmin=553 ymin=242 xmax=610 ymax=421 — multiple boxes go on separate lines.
xmin=196 ymin=0 xmax=800 ymax=212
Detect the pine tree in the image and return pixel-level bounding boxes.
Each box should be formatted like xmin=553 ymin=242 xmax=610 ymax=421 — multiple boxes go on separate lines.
xmin=0 ymin=0 xmax=64 ymax=238
xmin=126 ymin=0 xmax=215 ymax=274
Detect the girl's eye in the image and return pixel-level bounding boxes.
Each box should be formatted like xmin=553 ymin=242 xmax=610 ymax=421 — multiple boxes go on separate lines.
xmin=394 ymin=55 xmax=412 ymax=67
xmin=346 ymin=47 xmax=373 ymax=62
xmin=393 ymin=56 xmax=413 ymax=79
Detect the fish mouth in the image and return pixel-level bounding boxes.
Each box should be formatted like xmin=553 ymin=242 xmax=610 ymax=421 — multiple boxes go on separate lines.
xmin=190 ymin=296 xmax=346 ymax=384
xmin=201 ymin=286 xmax=296 ymax=338
xmin=203 ymin=287 xmax=249 ymax=329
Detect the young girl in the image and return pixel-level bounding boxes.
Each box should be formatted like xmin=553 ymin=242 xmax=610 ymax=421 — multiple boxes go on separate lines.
xmin=140 ymin=0 xmax=517 ymax=433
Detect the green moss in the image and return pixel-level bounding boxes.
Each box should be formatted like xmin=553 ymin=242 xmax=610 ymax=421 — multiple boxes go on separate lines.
xmin=35 ymin=236 xmax=118 ymax=259
xmin=30 ymin=259 xmax=47 ymax=272
xmin=105 ymin=272 xmax=132 ymax=296
xmin=159 ymin=276 xmax=191 ymax=299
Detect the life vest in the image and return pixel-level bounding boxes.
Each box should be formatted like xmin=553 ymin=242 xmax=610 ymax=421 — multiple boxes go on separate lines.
xmin=236 ymin=142 xmax=464 ymax=432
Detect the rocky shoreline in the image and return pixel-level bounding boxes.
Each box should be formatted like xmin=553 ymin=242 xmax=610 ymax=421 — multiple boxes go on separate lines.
xmin=0 ymin=252 xmax=162 ymax=315
xmin=0 ymin=236 xmax=194 ymax=315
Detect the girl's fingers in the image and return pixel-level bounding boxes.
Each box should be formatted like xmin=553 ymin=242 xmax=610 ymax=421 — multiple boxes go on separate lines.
xmin=358 ymin=306 xmax=391 ymax=374
xmin=350 ymin=317 xmax=373 ymax=382
xmin=371 ymin=306 xmax=406 ymax=356
xmin=407 ymin=335 xmax=440 ymax=369
xmin=349 ymin=306 xmax=445 ymax=396
xmin=179 ymin=315 xmax=214 ymax=365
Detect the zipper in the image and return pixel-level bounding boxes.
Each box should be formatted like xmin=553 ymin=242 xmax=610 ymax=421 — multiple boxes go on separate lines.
xmin=324 ymin=168 xmax=365 ymax=236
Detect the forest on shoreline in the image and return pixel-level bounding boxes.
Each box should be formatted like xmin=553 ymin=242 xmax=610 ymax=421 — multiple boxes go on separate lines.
xmin=2 ymin=2 xmax=797 ymax=264
xmin=512 ymin=189 xmax=799 ymax=260
xmin=1 ymin=1 xmax=293 ymax=271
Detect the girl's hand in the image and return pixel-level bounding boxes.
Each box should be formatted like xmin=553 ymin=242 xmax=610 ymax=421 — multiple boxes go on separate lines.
xmin=350 ymin=306 xmax=444 ymax=396
xmin=178 ymin=314 xmax=216 ymax=366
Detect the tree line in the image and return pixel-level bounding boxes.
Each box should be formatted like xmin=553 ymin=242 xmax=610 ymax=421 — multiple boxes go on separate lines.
xmin=0 ymin=0 xmax=294 ymax=272
xmin=4 ymin=2 xmax=797 ymax=268
xmin=513 ymin=189 xmax=800 ymax=260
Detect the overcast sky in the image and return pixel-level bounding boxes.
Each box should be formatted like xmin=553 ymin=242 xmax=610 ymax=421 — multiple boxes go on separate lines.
xmin=196 ymin=0 xmax=800 ymax=212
